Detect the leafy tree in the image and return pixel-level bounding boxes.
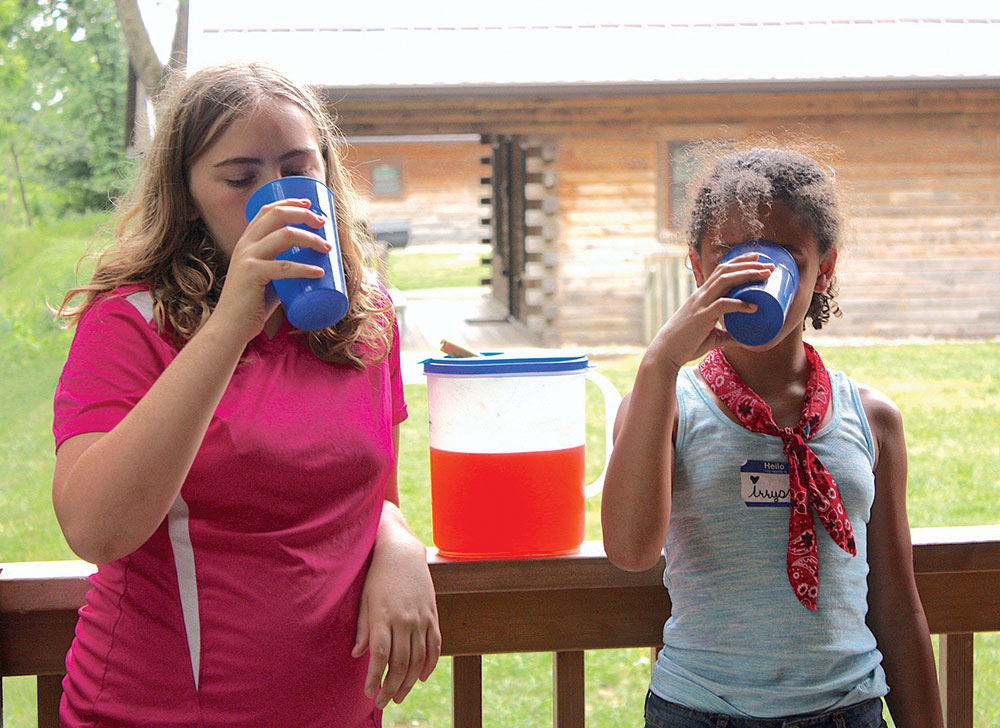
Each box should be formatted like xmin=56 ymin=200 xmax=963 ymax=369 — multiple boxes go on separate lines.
xmin=0 ymin=0 xmax=38 ymax=223
xmin=1 ymin=0 xmax=129 ymax=217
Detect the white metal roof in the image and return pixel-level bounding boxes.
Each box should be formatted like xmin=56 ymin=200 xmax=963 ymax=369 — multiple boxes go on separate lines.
xmin=185 ymin=1 xmax=1000 ymax=92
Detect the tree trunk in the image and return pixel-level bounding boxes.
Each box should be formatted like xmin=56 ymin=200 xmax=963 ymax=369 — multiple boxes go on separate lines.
xmin=169 ymin=0 xmax=189 ymax=71
xmin=114 ymin=0 xmax=164 ymax=98
xmin=9 ymin=141 xmax=32 ymax=227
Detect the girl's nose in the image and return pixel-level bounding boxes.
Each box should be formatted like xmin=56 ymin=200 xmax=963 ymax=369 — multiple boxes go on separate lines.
xmin=260 ymin=169 xmax=284 ymax=186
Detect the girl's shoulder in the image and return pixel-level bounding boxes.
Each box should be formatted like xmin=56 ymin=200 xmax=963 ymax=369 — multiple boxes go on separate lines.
xmin=85 ymin=284 xmax=153 ymax=316
xmin=79 ymin=285 xmax=157 ymax=331
xmin=844 ymin=377 xmax=904 ymax=467
xmin=79 ymin=284 xmax=176 ymax=348
xmin=854 ymin=380 xmax=903 ymax=432
xmin=844 ymin=376 xmax=902 ymax=425
xmin=823 ymin=367 xmax=901 ymax=424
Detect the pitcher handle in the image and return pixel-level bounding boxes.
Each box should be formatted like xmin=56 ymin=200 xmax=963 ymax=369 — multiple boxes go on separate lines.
xmin=583 ymin=368 xmax=623 ymax=499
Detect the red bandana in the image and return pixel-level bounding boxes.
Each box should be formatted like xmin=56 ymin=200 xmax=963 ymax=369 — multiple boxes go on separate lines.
xmin=698 ymin=344 xmax=856 ymax=610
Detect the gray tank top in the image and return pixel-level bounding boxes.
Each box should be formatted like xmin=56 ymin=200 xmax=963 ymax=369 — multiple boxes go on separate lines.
xmin=649 ymin=366 xmax=889 ymax=717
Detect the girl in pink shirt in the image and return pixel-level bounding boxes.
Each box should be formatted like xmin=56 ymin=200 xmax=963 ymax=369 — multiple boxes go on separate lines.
xmin=52 ymin=62 xmax=440 ymax=727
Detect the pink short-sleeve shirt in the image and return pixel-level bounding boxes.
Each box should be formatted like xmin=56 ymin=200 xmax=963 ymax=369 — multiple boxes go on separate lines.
xmin=53 ymin=287 xmax=407 ymax=727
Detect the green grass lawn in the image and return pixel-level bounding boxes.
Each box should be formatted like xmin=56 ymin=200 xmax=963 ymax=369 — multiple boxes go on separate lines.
xmin=384 ymin=244 xmax=491 ymax=290
xmin=2 ymin=217 xmax=998 ymax=726
xmin=0 ymin=215 xmax=104 ymax=564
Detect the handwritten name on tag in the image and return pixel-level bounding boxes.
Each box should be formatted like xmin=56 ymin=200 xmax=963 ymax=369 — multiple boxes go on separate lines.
xmin=740 ymin=459 xmax=791 ymax=507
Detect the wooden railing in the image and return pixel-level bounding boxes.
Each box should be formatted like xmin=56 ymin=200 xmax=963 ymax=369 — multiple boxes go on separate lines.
xmin=3 ymin=526 xmax=1000 ymax=727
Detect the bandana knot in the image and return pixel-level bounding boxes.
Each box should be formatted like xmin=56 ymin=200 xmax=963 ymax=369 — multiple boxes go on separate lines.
xmin=699 ymin=344 xmax=856 ymax=610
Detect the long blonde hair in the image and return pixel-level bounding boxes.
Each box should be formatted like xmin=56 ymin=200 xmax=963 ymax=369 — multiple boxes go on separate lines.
xmin=56 ymin=62 xmax=392 ymax=367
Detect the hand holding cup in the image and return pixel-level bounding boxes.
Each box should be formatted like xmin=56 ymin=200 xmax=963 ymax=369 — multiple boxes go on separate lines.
xmin=245 ymin=176 xmax=349 ymax=331
xmin=720 ymin=240 xmax=799 ymax=346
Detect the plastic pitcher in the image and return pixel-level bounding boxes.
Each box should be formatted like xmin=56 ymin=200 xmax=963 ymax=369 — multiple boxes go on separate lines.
xmin=422 ymin=351 xmax=622 ymax=559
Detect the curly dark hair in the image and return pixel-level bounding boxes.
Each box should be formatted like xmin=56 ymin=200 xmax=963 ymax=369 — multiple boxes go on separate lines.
xmin=687 ymin=145 xmax=843 ymax=329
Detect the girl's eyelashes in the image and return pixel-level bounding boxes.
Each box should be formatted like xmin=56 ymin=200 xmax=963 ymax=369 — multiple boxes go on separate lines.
xmin=225 ymin=170 xmax=311 ymax=187
xmin=780 ymin=243 xmax=807 ymax=262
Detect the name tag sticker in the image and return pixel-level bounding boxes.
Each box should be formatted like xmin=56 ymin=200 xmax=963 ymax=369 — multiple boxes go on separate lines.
xmin=740 ymin=459 xmax=791 ymax=507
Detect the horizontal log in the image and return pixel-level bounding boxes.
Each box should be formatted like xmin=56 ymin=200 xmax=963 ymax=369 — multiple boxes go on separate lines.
xmin=831 ymin=305 xmax=1000 ymax=322
xmin=559 ymin=200 xmax=658 ymax=216
xmin=333 ymin=88 xmax=1000 ymax=137
xmin=837 ymin=290 xmax=1000 ymax=306
xmin=835 ymin=323 xmax=1000 ymax=339
xmin=852 ymin=215 xmax=1000 ymax=230
xmin=839 ymin=260 xmax=1000 ymax=276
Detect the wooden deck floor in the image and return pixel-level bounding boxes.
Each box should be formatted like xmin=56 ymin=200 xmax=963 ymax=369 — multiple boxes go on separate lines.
xmin=397 ymin=286 xmax=540 ymax=383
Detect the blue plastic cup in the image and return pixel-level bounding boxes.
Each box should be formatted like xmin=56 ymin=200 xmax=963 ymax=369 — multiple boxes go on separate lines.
xmin=244 ymin=176 xmax=349 ymax=331
xmin=720 ymin=240 xmax=800 ymax=347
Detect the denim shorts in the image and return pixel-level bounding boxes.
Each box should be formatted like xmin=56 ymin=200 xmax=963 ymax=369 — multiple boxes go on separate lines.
xmin=643 ymin=691 xmax=887 ymax=728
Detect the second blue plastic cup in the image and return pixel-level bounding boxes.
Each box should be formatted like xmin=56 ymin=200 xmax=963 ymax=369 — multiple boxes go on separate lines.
xmin=720 ymin=240 xmax=800 ymax=347
xmin=245 ymin=176 xmax=349 ymax=331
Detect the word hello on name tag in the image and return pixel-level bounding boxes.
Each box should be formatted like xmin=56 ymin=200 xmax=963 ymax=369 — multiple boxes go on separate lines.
xmin=740 ymin=459 xmax=791 ymax=507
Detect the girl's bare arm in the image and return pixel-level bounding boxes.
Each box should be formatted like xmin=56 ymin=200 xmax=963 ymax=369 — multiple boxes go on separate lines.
xmin=602 ymin=254 xmax=771 ymax=571
xmin=861 ymin=384 xmax=943 ymax=728
xmin=354 ymin=425 xmax=442 ymax=709
xmin=601 ymin=369 xmax=678 ymax=572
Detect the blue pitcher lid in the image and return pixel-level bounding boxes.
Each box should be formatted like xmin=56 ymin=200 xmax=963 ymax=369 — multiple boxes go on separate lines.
xmin=421 ymin=349 xmax=589 ymax=375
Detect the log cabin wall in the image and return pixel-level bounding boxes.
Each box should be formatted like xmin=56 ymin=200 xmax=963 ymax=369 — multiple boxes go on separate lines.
xmin=481 ymin=136 xmax=525 ymax=326
xmin=331 ymin=86 xmax=1000 ymax=345
xmin=824 ymin=115 xmax=1000 ymax=339
xmin=347 ymin=138 xmax=486 ymax=248
xmin=552 ymin=136 xmax=660 ymax=346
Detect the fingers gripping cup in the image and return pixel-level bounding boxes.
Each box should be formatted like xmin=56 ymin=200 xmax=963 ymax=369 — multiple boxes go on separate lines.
xmin=245 ymin=176 xmax=349 ymax=331
xmin=721 ymin=240 xmax=800 ymax=347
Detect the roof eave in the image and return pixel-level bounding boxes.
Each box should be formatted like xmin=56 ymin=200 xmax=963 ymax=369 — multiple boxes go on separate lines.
xmin=318 ymin=76 xmax=1000 ymax=102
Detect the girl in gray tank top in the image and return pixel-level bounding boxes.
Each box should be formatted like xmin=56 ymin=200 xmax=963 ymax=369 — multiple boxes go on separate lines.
xmin=601 ymin=144 xmax=943 ymax=727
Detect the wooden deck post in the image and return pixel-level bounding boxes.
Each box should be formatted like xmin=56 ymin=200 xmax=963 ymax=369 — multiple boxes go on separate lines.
xmin=38 ymin=675 xmax=63 ymax=728
xmin=452 ymin=655 xmax=483 ymax=728
xmin=939 ymin=633 xmax=974 ymax=728
xmin=553 ymin=651 xmax=585 ymax=728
